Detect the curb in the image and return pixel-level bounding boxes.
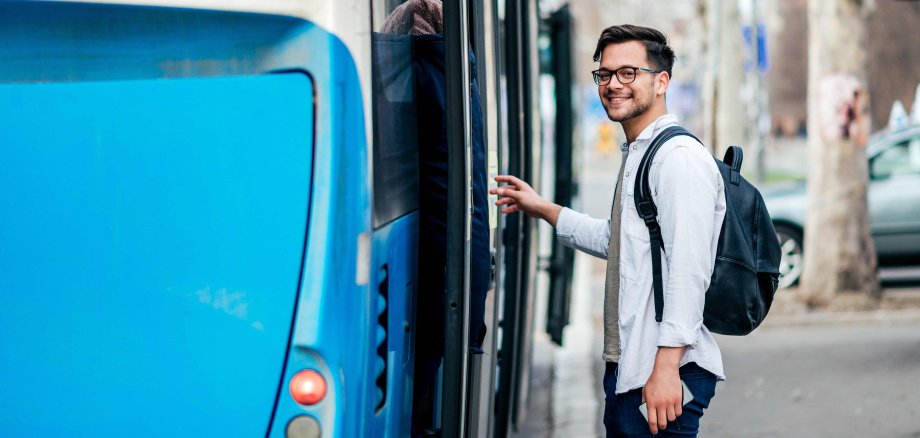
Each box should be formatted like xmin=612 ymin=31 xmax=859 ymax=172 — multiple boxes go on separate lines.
xmin=762 ymin=308 xmax=920 ymax=328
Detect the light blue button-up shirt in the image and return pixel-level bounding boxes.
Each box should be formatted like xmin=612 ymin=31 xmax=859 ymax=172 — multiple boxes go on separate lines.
xmin=556 ymin=114 xmax=726 ymax=394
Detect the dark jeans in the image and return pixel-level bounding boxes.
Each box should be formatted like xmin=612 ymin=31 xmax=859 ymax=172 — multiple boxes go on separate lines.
xmin=603 ymin=362 xmax=718 ymax=437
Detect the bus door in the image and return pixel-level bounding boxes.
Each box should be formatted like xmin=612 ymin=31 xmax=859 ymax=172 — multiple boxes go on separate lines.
xmin=544 ymin=5 xmax=577 ymax=347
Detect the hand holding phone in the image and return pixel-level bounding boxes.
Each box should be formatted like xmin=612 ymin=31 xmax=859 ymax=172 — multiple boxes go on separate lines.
xmin=638 ymin=380 xmax=693 ymax=422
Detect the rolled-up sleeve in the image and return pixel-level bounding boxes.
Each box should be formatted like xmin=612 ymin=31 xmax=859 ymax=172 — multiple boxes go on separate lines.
xmin=555 ymin=207 xmax=610 ymax=260
xmin=652 ymin=145 xmax=720 ymax=348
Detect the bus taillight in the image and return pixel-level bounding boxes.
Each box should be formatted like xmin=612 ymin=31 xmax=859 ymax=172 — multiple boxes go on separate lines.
xmin=289 ymin=369 xmax=326 ymax=406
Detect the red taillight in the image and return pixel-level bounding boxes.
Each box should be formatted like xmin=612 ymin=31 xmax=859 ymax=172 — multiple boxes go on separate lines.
xmin=290 ymin=370 xmax=327 ymax=406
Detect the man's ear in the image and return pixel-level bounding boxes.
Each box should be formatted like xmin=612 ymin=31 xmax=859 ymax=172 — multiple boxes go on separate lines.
xmin=656 ymin=71 xmax=670 ymax=96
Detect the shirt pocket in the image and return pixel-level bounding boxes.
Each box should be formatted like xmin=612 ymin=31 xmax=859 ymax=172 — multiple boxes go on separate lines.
xmin=621 ymin=198 xmax=651 ymax=243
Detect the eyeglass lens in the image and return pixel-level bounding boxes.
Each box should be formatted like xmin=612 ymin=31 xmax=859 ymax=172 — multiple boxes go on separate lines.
xmin=593 ymin=67 xmax=639 ymax=85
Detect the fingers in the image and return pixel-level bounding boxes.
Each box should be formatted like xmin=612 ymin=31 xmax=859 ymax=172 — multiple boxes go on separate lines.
xmin=500 ymin=204 xmax=521 ymax=214
xmin=492 ymin=189 xmax=523 ymax=215
xmin=490 ymin=176 xmax=525 ymax=215
xmin=493 ymin=193 xmax=520 ymax=213
xmin=490 ymin=175 xmax=543 ymax=217
xmin=491 ymin=186 xmax=521 ymax=199
xmin=493 ymin=174 xmax=524 ymax=185
xmin=492 ymin=175 xmax=531 ymax=191
xmin=657 ymin=406 xmax=668 ymax=432
xmin=644 ymin=387 xmax=681 ymax=435
xmin=647 ymin=403 xmax=678 ymax=435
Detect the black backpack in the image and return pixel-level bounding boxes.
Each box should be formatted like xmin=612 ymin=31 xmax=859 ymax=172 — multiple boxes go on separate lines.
xmin=633 ymin=126 xmax=781 ymax=336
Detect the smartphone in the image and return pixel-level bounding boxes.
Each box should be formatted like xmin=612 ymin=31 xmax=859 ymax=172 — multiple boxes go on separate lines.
xmin=638 ymin=380 xmax=694 ymax=422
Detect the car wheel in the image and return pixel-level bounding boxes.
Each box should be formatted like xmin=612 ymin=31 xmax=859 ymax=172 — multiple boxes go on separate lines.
xmin=774 ymin=224 xmax=804 ymax=289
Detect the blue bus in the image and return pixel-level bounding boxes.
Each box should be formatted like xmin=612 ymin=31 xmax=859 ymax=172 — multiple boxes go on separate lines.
xmin=0 ymin=1 xmax=576 ymax=436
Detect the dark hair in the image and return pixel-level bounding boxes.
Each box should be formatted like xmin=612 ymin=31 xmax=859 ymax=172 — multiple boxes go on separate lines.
xmin=593 ymin=24 xmax=675 ymax=78
xmin=380 ymin=0 xmax=443 ymax=35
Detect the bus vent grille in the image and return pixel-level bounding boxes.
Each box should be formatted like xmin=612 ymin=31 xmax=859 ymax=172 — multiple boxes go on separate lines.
xmin=374 ymin=265 xmax=389 ymax=411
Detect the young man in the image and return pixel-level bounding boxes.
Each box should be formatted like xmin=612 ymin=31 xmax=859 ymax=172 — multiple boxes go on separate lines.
xmin=490 ymin=25 xmax=725 ymax=437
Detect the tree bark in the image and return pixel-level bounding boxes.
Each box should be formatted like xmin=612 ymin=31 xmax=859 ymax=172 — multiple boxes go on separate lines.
xmin=713 ymin=0 xmax=745 ymax=157
xmin=700 ymin=0 xmax=717 ymax=151
xmin=801 ymin=0 xmax=880 ymax=306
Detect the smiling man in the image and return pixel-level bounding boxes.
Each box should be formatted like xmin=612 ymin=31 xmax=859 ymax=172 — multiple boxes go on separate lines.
xmin=490 ymin=25 xmax=725 ymax=437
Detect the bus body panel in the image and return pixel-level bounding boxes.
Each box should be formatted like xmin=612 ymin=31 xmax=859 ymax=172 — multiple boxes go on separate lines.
xmin=368 ymin=213 xmax=419 ymax=437
xmin=269 ymin=27 xmax=376 ymax=437
xmin=0 ymin=3 xmax=381 ymax=436
xmin=0 ymin=74 xmax=314 ymax=436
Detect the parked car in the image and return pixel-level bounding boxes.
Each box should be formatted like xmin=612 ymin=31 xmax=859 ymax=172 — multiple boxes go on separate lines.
xmin=764 ymin=125 xmax=920 ymax=288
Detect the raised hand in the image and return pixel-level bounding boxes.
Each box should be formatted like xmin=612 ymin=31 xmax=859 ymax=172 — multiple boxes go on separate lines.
xmin=489 ymin=175 xmax=562 ymax=226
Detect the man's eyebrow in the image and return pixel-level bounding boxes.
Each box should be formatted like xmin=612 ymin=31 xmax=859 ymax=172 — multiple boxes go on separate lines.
xmin=597 ymin=65 xmax=639 ymax=71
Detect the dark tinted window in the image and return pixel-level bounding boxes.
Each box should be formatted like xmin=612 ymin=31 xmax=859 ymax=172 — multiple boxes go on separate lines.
xmin=370 ymin=0 xmax=437 ymax=228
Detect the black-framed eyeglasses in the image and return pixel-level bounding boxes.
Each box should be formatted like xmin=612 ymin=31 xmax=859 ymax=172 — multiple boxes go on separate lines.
xmin=592 ymin=66 xmax=662 ymax=86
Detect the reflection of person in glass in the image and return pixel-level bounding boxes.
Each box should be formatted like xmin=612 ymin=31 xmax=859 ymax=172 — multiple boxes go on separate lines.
xmin=377 ymin=0 xmax=491 ymax=435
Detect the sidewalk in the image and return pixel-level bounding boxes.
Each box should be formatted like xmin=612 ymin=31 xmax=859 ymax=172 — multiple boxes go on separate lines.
xmin=548 ymin=252 xmax=604 ymax=438
xmin=513 ymin=251 xmax=606 ymax=438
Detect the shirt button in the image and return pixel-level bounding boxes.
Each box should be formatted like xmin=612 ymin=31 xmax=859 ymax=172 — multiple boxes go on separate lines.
xmin=632 ymin=144 xmax=638 ymax=151
xmin=625 ymin=171 xmax=630 ymax=177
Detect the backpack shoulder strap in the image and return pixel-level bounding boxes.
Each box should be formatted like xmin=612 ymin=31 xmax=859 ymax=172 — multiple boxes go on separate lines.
xmin=632 ymin=125 xmax=698 ymax=323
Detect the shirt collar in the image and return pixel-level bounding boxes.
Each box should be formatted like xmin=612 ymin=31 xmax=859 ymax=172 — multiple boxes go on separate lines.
xmin=633 ymin=114 xmax=679 ymax=143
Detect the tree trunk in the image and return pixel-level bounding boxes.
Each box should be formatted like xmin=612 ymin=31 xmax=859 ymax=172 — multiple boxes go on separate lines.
xmin=700 ymin=0 xmax=717 ymax=151
xmin=713 ymin=0 xmax=745 ymax=157
xmin=801 ymin=0 xmax=880 ymax=306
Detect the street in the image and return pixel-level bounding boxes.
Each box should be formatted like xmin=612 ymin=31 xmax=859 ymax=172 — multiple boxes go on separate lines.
xmin=706 ymin=318 xmax=920 ymax=437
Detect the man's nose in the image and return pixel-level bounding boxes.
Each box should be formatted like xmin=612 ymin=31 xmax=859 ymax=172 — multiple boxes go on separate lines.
xmin=605 ymin=78 xmax=624 ymax=92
